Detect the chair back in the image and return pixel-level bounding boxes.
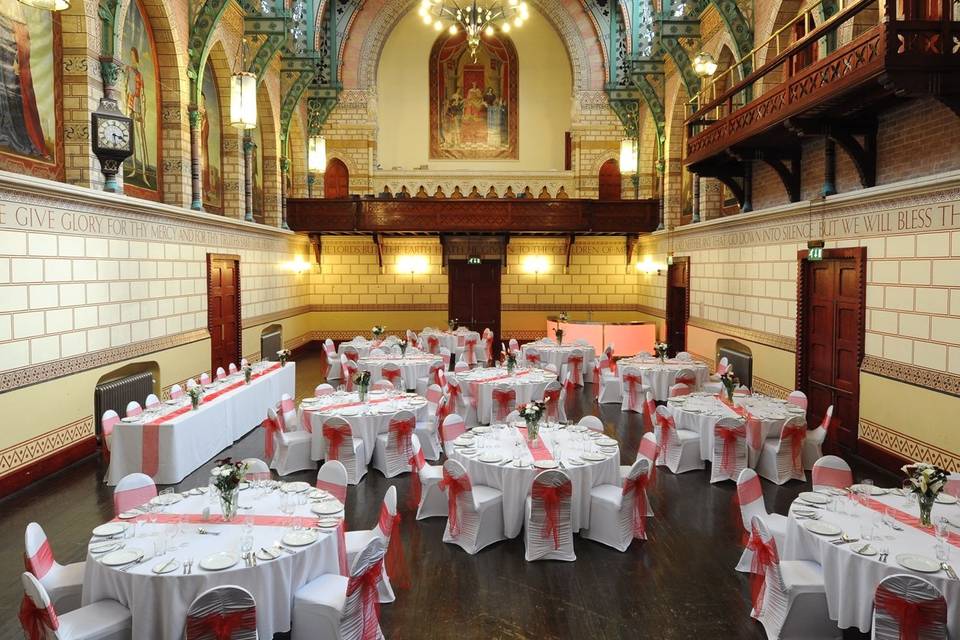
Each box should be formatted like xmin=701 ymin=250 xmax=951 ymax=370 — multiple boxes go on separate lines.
xmin=777 ymin=416 xmax=808 ymax=473
xmin=315 ymin=383 xmax=335 ymax=397
xmin=101 ymin=410 xmax=120 ymax=450
xmin=872 ymin=574 xmax=948 ymax=640
xmin=716 ymin=356 xmax=729 ymax=374
xmin=19 ymin=572 xmax=60 ymax=638
xmin=280 ymin=393 xmax=298 ymax=430
xmin=566 ymin=349 xmax=585 ymax=383
xmin=676 ymin=351 xmax=692 ymax=361
xmin=621 ymin=457 xmax=652 ymax=538
xmin=316 ymin=460 xmax=348 ymax=503
xmin=491 ymin=384 xmax=517 ymax=422
xmin=454 ymin=359 xmax=469 ymax=373
xmin=242 ymin=458 xmax=271 ymax=481
xmin=425 ymin=334 xmax=440 ymax=354
xmin=654 ymin=405 xmax=679 ymax=451
xmin=439 ymin=347 xmax=452 ymax=368
xmin=169 ymin=384 xmax=184 ymax=400
xmin=578 ymin=415 xmax=604 ymax=432
xmin=185 ymin=585 xmax=257 ymax=640
xmin=463 ymin=332 xmax=480 ymax=365
xmin=322 ymin=417 xmax=356 ymax=465
xmin=386 ymin=410 xmax=417 ymax=470
xmin=368 ymin=348 xmax=386 ymax=358
xmin=441 ymin=413 xmax=467 ymax=445
xmin=786 ymin=390 xmax=808 ymax=409
xmin=371 ymin=379 xmax=394 ymax=391
xmin=508 ymin=338 xmax=519 ymax=353
xmin=125 ymin=401 xmax=143 ymax=418
xmin=713 ymin=417 xmax=748 ymax=479
xmin=24 ymin=522 xmax=57 ymax=580
xmin=529 ymin=470 xmax=573 ymax=551
xmin=947 ymin=473 xmax=960 ymax=498
xmin=524 ymin=347 xmax=541 ymax=367
xmin=621 ymin=366 xmax=645 ymax=410
xmin=341 ymin=356 xmax=359 ymax=390
xmin=748 ymin=516 xmax=784 ymax=608
xmin=675 ymin=368 xmax=697 ymax=386
xmin=440 ymin=459 xmax=476 ymax=538
xmin=375 ymin=485 xmax=399 ymax=539
xmin=341 ymin=538 xmax=389 ymax=640
xmin=544 ymin=363 xmax=558 ymax=375
xmin=374 ymin=362 xmax=399 ymax=389
xmin=186 ymin=378 xmax=198 ymax=390
xmin=215 ymin=367 xmax=227 ymax=381
xmin=114 ymin=472 xmax=157 ymax=515
xmin=543 ymin=380 xmax=562 ymax=421
xmin=199 ymin=372 xmax=211 ymax=386
xmin=736 ymin=469 xmax=768 ymax=532
xmin=424 ymin=383 xmax=444 ymax=410
xmin=811 ymin=455 xmax=852 ymax=489
xmin=228 ymin=363 xmax=238 ymax=375
xmin=145 ymin=394 xmax=161 ymax=409
xmin=342 ymin=345 xmax=360 ymax=362
xmin=637 ymin=432 xmax=658 ymax=465
xmin=668 ymin=383 xmax=691 ymax=397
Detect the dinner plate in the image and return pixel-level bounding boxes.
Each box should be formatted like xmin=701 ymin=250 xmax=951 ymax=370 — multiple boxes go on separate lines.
xmin=317 ymin=517 xmax=343 ymax=529
xmin=101 ymin=549 xmax=142 ymax=566
xmin=570 ymin=425 xmax=588 ymax=433
xmin=121 ymin=417 xmax=140 ymax=423
xmin=798 ymin=491 xmax=831 ymax=505
xmin=339 ymin=407 xmax=361 ymax=416
xmin=311 ymin=501 xmax=344 ymax=515
xmin=152 ymin=559 xmax=180 ymax=574
xmin=896 ymin=554 xmax=941 ymax=573
xmin=792 ymin=508 xmax=817 ymax=517
xmin=164 ymin=400 xmax=179 ymax=405
xmin=936 ymin=493 xmax=958 ymax=504
xmin=803 ymin=520 xmax=842 ymax=537
xmin=92 ymin=522 xmax=128 ymax=537
xmin=89 ymin=541 xmax=123 ymax=554
xmin=581 ymin=452 xmax=606 ymax=462
xmin=851 ymin=484 xmax=887 ymax=496
xmin=117 ymin=510 xmax=141 ymax=520
xmin=307 ymin=488 xmax=329 ymax=500
xmin=281 ymin=481 xmax=311 ymax=493
xmin=566 ymin=456 xmax=584 ymax=465
xmin=282 ymin=530 xmax=319 ymax=547
xmin=597 ymin=437 xmax=619 ymax=447
xmin=588 ymin=432 xmax=605 ymax=439
xmin=946 ymin=515 xmax=960 ymax=529
xmin=473 ymin=426 xmax=492 ymax=434
xmin=853 ymin=543 xmax=877 ymax=557
xmin=533 ymin=460 xmax=558 ymax=469
xmin=301 ymin=398 xmax=319 ymax=405
xmin=478 ymin=452 xmax=502 ymax=464
xmin=200 ymin=552 xmax=239 ymax=571
xmin=150 ymin=493 xmax=183 ymax=506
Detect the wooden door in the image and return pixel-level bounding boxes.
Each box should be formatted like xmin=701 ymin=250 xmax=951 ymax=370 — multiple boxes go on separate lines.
xmin=666 ymin=259 xmax=689 ymax=356
xmin=208 ymin=255 xmax=240 ymax=373
xmin=324 ymin=158 xmax=349 ymax=198
xmin=448 ymin=260 xmax=501 ymax=350
xmin=598 ymin=159 xmax=622 ymax=200
xmin=799 ymin=250 xmax=865 ymax=456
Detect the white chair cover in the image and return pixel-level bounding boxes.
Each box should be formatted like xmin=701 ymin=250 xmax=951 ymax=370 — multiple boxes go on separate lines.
xmin=577 ymin=415 xmax=604 ymax=432
xmin=654 ymin=405 xmax=703 ymax=474
xmin=756 ymin=416 xmax=807 ymax=485
xmin=215 ymin=367 xmax=227 ymax=381
xmin=268 ymin=407 xmax=314 ymax=476
xmin=315 ymin=383 xmax=335 ymax=397
xmin=125 ymin=401 xmax=142 ymax=418
xmin=373 ymin=410 xmax=417 ymax=478
xmin=144 ymin=394 xmax=160 ymax=409
xmin=811 ymin=454 xmax=852 ymax=489
xmin=410 ymin=436 xmax=446 ymax=520
xmin=113 ymin=472 xmax=157 ymax=515
xmin=344 ymin=486 xmax=401 ymax=604
xmin=524 ymin=470 xmax=576 ymax=562
xmin=20 ymin=571 xmax=131 ymax=640
xmin=872 ymin=574 xmax=947 ymax=640
xmin=734 ymin=468 xmax=788 ymax=572
xmin=316 ymin=460 xmax=349 ymax=504
xmin=185 ymin=585 xmax=257 ymax=640
xmin=786 ymin=390 xmax=808 ymax=409
xmin=322 ymin=416 xmax=366 ymax=485
xmin=24 ymin=522 xmax=84 ymax=614
xmin=581 ymin=457 xmax=650 ymax=552
xmin=324 ymin=339 xmax=342 ymax=380
xmin=802 ymin=405 xmax=833 ymax=470
xmin=710 ymin=417 xmax=748 ymax=484
xmin=440 ymin=459 xmax=505 ymax=554
xmin=241 ymin=457 xmax=271 ymax=481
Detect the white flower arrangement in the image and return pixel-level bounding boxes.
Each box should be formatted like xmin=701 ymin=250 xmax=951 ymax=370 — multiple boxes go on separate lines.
xmin=187 ymin=385 xmax=203 ymax=408
xmin=902 ymin=462 xmax=948 ymax=499
xmin=654 ymin=342 xmax=669 ymax=361
xmin=448 ymin=318 xmax=458 ymax=331
xmin=372 ymin=325 xmax=386 ymax=339
xmin=210 ymin=458 xmax=248 ymax=494
xmin=518 ymin=399 xmax=547 ymax=423
xmin=277 ymin=349 xmax=291 ymax=365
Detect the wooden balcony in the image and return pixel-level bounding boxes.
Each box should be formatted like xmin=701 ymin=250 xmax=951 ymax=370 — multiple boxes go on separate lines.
xmin=285 ymin=197 xmax=661 ymax=235
xmin=684 ymin=0 xmax=960 ymax=206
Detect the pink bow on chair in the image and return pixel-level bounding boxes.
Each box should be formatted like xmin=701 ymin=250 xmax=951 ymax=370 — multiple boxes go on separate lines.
xmin=323 ymin=423 xmax=350 ymax=461
xmin=346 ymin=559 xmax=385 ymax=640
xmin=439 ymin=469 xmax=470 ymax=537
xmin=543 ymin=388 xmax=561 ymax=421
xmin=261 ymin=417 xmax=281 ymax=460
xmin=427 ymin=335 xmax=440 ymax=354
xmin=388 ymin=416 xmax=416 ymax=466
xmin=623 ymin=474 xmax=650 ymax=538
xmin=492 ymin=388 xmax=514 ymax=422
xmin=717 ymin=426 xmax=746 ymax=475
xmin=18 ymin=597 xmax=58 ymax=640
xmin=464 ymin=338 xmax=478 ymax=365
xmin=525 ymin=352 xmax=541 ymax=366
xmin=532 ymin=481 xmax=572 ymax=549
xmin=378 ymin=504 xmax=410 ymax=589
xmin=185 ymin=608 xmax=257 ymax=640
xmin=383 ymin=368 xmax=402 ymax=388
xmin=407 ymin=448 xmax=427 ymax=509
xmin=784 ymin=423 xmax=807 ymax=473
xmin=874 ymin=584 xmax=947 ymax=640
xmin=623 ymin=373 xmax=642 ymax=412
xmin=567 ymin=355 xmax=583 ymax=383
xmin=747 ymin=525 xmax=778 ymax=616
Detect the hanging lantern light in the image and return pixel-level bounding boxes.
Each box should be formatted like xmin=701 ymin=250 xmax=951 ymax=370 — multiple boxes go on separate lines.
xmin=692 ymin=52 xmax=719 ymax=78
xmin=619 ymin=139 xmax=637 ymax=174
xmin=230 ymin=39 xmax=257 ymax=130
xmin=308 ymin=135 xmax=327 ymax=173
xmin=18 ymin=0 xmax=70 ymax=10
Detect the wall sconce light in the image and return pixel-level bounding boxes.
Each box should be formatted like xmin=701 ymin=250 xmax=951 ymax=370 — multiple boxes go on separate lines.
xmin=523 ymin=255 xmax=549 ymax=276
xmin=18 ymin=0 xmax=70 ymax=10
xmin=285 ymin=256 xmax=311 ymax=274
xmin=635 ymin=257 xmax=662 ymax=276
xmin=397 ymin=255 xmax=429 ymax=275
xmin=229 ymin=40 xmax=257 ymax=130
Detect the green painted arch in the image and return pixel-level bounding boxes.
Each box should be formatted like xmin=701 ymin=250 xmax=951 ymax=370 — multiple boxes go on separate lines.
xmin=660 ymin=38 xmax=700 ymax=98
xmin=188 ymin=0 xmax=232 ymax=104
xmin=696 ymin=0 xmax=753 ymax=61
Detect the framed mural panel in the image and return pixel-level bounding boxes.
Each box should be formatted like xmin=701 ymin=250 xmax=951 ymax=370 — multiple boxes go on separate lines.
xmin=429 ymin=32 xmax=518 ymax=160
xmin=201 ymin=62 xmax=223 ymax=213
xmin=0 ymin=3 xmax=64 ymax=180
xmin=120 ymin=0 xmax=161 ymax=200
xmin=251 ymin=126 xmax=264 ymax=223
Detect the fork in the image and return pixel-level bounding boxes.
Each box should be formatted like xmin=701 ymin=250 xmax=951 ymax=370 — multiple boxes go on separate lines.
xmin=183 ymin=558 xmax=193 ymax=574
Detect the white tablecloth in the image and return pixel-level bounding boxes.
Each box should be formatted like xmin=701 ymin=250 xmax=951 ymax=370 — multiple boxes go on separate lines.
xmin=107 ymin=363 xmax=295 ymax=485
xmin=420 ymin=330 xmax=465 ymax=353
xmin=782 ymin=491 xmax=960 ymax=636
xmin=520 ymin=343 xmax=596 ymax=373
xmin=359 ymin=355 xmax=442 ymax=391
xmin=301 ymin=391 xmax=430 ymax=461
xmin=82 ymin=487 xmax=341 ymax=639
xmin=450 ymin=424 xmax=620 ymax=537
xmin=458 ymin=367 xmax=556 ymax=425
xmin=616 ymin=357 xmax=709 ymax=401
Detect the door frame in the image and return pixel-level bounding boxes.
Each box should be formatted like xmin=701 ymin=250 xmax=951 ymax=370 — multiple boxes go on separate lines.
xmin=795 ymin=246 xmax=866 ymax=454
xmin=666 ymin=256 xmax=690 ymax=355
xmin=598 ymin=158 xmax=622 ymax=200
xmin=207 ymin=253 xmax=242 ymax=373
xmin=446 ymin=258 xmax=502 ymax=348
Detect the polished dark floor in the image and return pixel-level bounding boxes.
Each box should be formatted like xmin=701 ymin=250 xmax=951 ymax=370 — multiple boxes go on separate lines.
xmin=1 ymin=349 xmax=888 ymax=639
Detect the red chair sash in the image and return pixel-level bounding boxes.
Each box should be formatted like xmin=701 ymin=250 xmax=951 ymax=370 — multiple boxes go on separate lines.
xmin=19 ymin=596 xmax=58 ymax=640
xmin=323 ymin=424 xmax=350 ymax=461
xmin=543 ymin=388 xmax=561 ymax=421
xmin=435 ymin=400 xmax=451 ymax=442
xmin=655 ymin=412 xmax=675 ymax=463
xmin=439 ymin=469 xmax=470 ymax=537
xmin=718 ymin=426 xmax=747 ymax=475
xmin=345 ymin=351 xmax=359 ymax=362
xmin=492 ymin=388 xmax=514 ymax=422
xmin=407 ymin=449 xmax=426 ymax=509
xmin=447 ymin=383 xmax=462 ymax=408
xmin=783 ymin=424 xmax=807 ymax=473
xmin=875 ymin=584 xmax=947 ymax=640
xmin=484 ymin=336 xmax=494 ymax=363
xmin=643 ymin=398 xmax=656 ymax=432
xmin=431 ymin=364 xmax=444 ymax=387
xmin=676 ymin=374 xmax=696 ymax=386
xmin=389 ymin=417 xmax=416 ymax=465
xmin=623 ymin=373 xmax=642 ymax=411
xmin=567 ymin=355 xmax=583 ymax=382
xmin=113 ymin=484 xmax=158 ymax=516
xmin=464 ymin=338 xmax=478 ymax=365
xmin=383 ymin=368 xmax=402 ymax=387
xmin=525 ymin=352 xmax=541 ymax=366
xmin=747 ymin=526 xmax=779 ymax=615
xmin=592 ymin=363 xmax=601 ymax=400
xmin=315 ymin=479 xmax=347 ymax=503
xmin=532 ymin=481 xmax=572 ymax=549
xmin=25 ymin=540 xmax=54 ymax=579
xmin=427 ymin=335 xmax=440 ymax=354
xmin=185 ymin=607 xmax=257 ymax=640
xmin=346 ymin=559 xmax=384 ymax=640
xmin=623 ymin=474 xmax=650 ymax=538
xmin=261 ymin=417 xmax=281 ymax=460
xmin=378 ymin=505 xmax=410 ymax=589
xmin=812 ymin=465 xmax=853 ymax=489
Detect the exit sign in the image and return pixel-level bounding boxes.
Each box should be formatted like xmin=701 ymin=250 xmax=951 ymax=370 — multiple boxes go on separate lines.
xmin=809 ymin=247 xmax=823 ymax=261
xmin=467 ymin=256 xmax=481 ymax=265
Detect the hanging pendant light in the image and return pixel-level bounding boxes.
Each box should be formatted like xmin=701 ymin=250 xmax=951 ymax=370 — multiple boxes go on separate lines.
xmin=230 ymin=39 xmax=257 ymax=129
xmin=619 ymin=139 xmax=637 ymax=174
xmin=308 ymin=135 xmax=327 ymax=173
xmin=18 ymin=0 xmax=70 ymax=10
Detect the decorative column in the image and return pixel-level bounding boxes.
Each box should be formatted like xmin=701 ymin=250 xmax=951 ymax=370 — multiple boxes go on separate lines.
xmin=307 ymin=173 xmax=315 ymax=198
xmin=691 ymin=173 xmax=701 ymax=223
xmin=243 ymin=131 xmax=254 ymax=222
xmin=655 ymin=158 xmax=665 ymax=231
xmin=280 ymin=156 xmax=290 ymax=229
xmin=189 ymin=106 xmax=204 ymax=210
xmin=99 ymin=57 xmax=123 ymax=193
xmin=822 ymin=139 xmax=837 ymax=197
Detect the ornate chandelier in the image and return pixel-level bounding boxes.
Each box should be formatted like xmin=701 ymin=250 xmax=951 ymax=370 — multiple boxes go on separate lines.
xmin=419 ymin=0 xmax=529 ymax=60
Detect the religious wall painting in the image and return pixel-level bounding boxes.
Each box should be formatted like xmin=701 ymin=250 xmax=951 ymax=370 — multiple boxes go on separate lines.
xmin=252 ymin=125 xmax=264 ymax=223
xmin=120 ymin=0 xmax=161 ymax=199
xmin=0 ymin=2 xmax=63 ymax=180
xmin=201 ymin=62 xmax=223 ymax=212
xmin=429 ymin=32 xmax=518 ymax=160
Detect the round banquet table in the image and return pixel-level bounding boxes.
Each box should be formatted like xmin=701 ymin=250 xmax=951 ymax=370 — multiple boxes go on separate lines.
xmin=520 ymin=342 xmax=596 ymax=373
xmin=337 ymin=339 xmax=373 ymax=358
xmin=420 ymin=329 xmax=465 ymax=353
xmin=782 ymin=489 xmax=960 ymax=636
xmin=668 ymin=392 xmax=804 ymax=466
xmin=358 ymin=354 xmax=442 ymax=391
xmin=458 ymin=367 xmax=556 ymax=425
xmin=449 ymin=423 xmax=621 ymax=538
xmin=81 ymin=484 xmax=343 ymax=640
xmin=301 ymin=390 xmax=430 ymax=461
xmin=616 ymin=356 xmax=710 ymax=401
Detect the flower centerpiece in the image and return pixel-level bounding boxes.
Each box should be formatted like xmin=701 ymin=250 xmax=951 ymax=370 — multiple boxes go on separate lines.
xmin=502 ymin=345 xmax=518 ymax=374
xmin=242 ymin=363 xmax=253 ymax=385
xmin=210 ymin=458 xmax=248 ymax=521
xmin=277 ymin=349 xmax=291 ymax=367
xmin=187 ymin=385 xmax=203 ymax=410
xmin=559 ymin=311 xmax=568 ymax=322
xmin=372 ymin=325 xmax=386 ymax=340
xmin=719 ymin=369 xmax=739 ymax=403
xmin=353 ymin=370 xmax=372 ymax=401
xmin=654 ymin=341 xmax=669 ymax=363
xmin=398 ymin=339 xmax=408 ymax=358
xmin=902 ymin=462 xmax=949 ymax=526
xmin=448 ymin=318 xmax=458 ymax=331
xmin=554 ymin=326 xmax=564 ymax=346
xmin=518 ymin=399 xmax=547 ymax=443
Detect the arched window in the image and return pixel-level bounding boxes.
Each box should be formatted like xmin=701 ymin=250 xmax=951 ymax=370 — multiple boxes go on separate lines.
xmin=120 ymin=0 xmax=162 ymax=200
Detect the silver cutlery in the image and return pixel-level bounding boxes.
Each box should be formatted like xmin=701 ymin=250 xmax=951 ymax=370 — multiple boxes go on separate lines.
xmin=185 ymin=558 xmax=194 ymax=574
xmin=197 ymin=528 xmax=221 ymax=535
xmin=260 ymin=546 xmax=279 ymax=560
xmin=120 ymin=555 xmax=147 ymax=572
xmin=942 ymin=562 xmax=959 ymax=580
xmin=879 ymin=553 xmax=888 ymax=563
xmin=274 ymin=543 xmax=296 ymax=555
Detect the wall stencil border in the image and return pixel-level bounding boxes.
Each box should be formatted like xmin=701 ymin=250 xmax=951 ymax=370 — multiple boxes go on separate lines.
xmin=862 ymin=356 xmax=960 ymax=398
xmin=688 ymin=317 xmax=796 ymax=352
xmin=859 ymin=418 xmax=960 ymax=472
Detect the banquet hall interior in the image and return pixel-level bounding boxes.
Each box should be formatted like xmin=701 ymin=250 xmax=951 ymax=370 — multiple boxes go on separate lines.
xmin=2 ymin=0 xmax=960 ymax=637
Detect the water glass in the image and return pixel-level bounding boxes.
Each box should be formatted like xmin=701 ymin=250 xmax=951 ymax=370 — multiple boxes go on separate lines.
xmin=935 ymin=541 xmax=951 ymax=562
xmin=153 ymin=537 xmax=167 ymax=557
xmin=860 ymin=521 xmax=873 ymax=541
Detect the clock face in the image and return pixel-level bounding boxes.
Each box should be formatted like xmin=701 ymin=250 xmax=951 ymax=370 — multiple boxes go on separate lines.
xmin=96 ymin=117 xmax=131 ymax=152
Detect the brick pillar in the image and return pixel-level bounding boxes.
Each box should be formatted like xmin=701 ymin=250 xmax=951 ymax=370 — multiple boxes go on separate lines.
xmin=161 ymin=101 xmax=191 ymax=208
xmin=701 ymin=178 xmax=723 ymax=220
xmin=243 ymin=132 xmax=254 ymax=221
xmin=222 ymin=133 xmax=244 ymax=219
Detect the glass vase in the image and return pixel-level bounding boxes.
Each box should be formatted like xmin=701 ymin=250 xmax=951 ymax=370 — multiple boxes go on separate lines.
xmin=725 ymin=387 xmax=734 ymax=403
xmin=358 ymin=384 xmax=368 ymax=402
xmin=507 ymin=361 xmax=515 ymax=375
xmin=244 ymin=369 xmax=252 ymax=384
xmin=525 ymin=418 xmax=540 ymax=443
xmin=219 ymin=486 xmax=239 ymax=521
xmin=918 ymin=493 xmax=935 ymax=527
xmin=191 ymin=396 xmax=200 ymax=411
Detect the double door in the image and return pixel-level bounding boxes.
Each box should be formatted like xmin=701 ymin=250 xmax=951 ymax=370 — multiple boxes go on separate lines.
xmin=447 ymin=260 xmax=501 ymax=351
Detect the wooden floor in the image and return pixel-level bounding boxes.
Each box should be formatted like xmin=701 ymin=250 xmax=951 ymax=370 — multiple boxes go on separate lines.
xmin=0 ymin=348 xmax=886 ymax=639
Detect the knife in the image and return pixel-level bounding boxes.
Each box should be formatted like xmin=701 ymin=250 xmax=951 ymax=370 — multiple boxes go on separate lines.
xmin=159 ymin=557 xmax=176 ymax=573
xmin=260 ymin=546 xmax=278 ymax=559
xmin=943 ymin=562 xmax=959 ymax=580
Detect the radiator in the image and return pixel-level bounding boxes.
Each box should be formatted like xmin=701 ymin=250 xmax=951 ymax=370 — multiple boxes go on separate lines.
xmin=718 ymin=346 xmax=752 ymax=390
xmin=94 ymin=372 xmax=155 ymax=439
xmin=261 ymin=327 xmax=283 ymax=361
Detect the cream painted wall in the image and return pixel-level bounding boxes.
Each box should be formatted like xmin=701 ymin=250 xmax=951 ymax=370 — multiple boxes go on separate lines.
xmin=375 ymin=8 xmax=573 ymax=171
